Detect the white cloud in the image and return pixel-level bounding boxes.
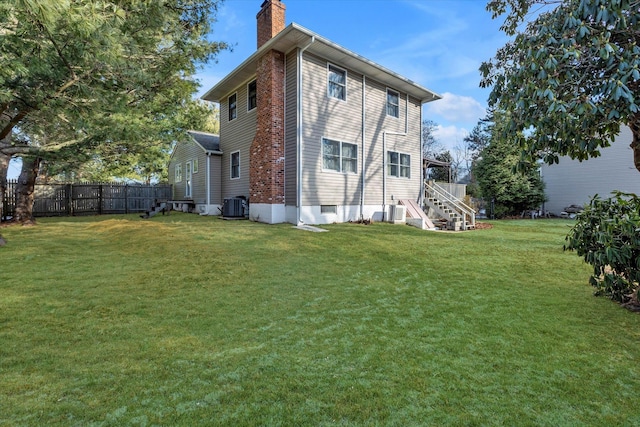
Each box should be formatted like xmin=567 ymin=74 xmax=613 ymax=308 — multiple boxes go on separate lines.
xmin=434 ymin=125 xmax=470 ymax=152
xmin=425 ymin=92 xmax=485 ymax=123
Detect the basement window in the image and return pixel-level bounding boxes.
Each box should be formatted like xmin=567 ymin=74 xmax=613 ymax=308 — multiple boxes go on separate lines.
xmin=321 ymin=205 xmax=337 ymax=214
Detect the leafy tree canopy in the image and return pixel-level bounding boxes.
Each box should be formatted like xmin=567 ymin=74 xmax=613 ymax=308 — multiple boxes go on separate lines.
xmin=481 ymin=0 xmax=640 ymax=171
xmin=473 ymin=109 xmax=546 ymax=217
xmin=0 ymin=0 xmax=227 ymax=159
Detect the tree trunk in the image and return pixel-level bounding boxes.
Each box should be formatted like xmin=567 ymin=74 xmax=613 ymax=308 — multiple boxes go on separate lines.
xmin=14 ymin=157 xmax=41 ymax=224
xmin=630 ymin=113 xmax=640 ymax=173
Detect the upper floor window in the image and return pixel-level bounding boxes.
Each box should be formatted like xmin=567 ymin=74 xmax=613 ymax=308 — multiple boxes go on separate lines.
xmin=328 ymin=64 xmax=346 ymax=101
xmin=387 ymin=151 xmax=410 ymax=178
xmin=322 ymin=138 xmax=357 ymax=173
xmin=231 ymin=151 xmax=240 ymax=179
xmin=247 ymin=80 xmax=257 ymax=111
xmin=387 ymin=89 xmax=399 ymax=118
xmin=228 ymin=93 xmax=237 ymax=121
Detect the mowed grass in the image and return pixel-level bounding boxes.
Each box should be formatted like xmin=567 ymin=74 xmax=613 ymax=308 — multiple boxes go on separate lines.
xmin=1 ymin=214 xmax=639 ymax=426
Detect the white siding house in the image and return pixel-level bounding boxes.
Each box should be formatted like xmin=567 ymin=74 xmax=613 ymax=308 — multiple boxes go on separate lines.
xmin=541 ymin=126 xmax=640 ymax=215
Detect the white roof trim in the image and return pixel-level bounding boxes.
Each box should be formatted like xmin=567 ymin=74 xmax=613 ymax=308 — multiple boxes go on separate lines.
xmin=201 ymin=23 xmax=441 ymax=104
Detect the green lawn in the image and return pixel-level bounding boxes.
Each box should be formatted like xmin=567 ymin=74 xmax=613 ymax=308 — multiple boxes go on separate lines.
xmin=1 ymin=214 xmax=638 ymax=426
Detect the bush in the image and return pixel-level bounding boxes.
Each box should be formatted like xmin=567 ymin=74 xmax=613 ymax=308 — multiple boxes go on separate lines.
xmin=565 ymin=192 xmax=640 ymax=304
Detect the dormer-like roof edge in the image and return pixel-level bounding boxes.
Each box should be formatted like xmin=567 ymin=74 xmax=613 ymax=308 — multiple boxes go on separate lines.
xmin=187 ymin=130 xmax=222 ymax=154
xmin=201 ymin=23 xmax=441 ymax=104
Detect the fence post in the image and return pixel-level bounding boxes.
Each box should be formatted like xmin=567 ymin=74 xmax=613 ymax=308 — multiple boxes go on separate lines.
xmin=67 ymin=184 xmax=73 ymax=216
xmin=98 ymin=184 xmax=102 ymax=215
xmin=125 ymin=184 xmax=129 ymax=214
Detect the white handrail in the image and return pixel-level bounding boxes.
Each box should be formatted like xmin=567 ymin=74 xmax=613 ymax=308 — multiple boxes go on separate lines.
xmin=425 ymin=181 xmax=476 ymax=229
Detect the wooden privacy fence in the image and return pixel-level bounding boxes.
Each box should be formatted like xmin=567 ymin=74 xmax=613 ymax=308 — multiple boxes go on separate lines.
xmin=1 ymin=181 xmax=172 ymax=220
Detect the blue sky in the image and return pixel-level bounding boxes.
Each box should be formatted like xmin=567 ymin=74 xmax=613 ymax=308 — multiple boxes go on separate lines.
xmin=7 ymin=0 xmax=509 ymax=179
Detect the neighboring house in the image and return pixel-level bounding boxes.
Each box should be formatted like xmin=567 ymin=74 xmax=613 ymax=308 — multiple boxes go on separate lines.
xmin=198 ymin=0 xmax=440 ymax=225
xmin=541 ymin=126 xmax=640 ymax=215
xmin=168 ymin=130 xmax=223 ymax=214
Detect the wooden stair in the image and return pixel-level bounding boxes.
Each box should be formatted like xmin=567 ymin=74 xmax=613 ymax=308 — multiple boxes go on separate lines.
xmin=399 ymin=199 xmax=436 ymax=230
xmin=140 ymin=199 xmax=168 ymax=219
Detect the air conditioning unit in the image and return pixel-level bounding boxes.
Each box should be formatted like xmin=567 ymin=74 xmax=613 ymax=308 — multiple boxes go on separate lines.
xmin=223 ymin=198 xmax=244 ymax=217
xmin=388 ymin=204 xmax=406 ymax=224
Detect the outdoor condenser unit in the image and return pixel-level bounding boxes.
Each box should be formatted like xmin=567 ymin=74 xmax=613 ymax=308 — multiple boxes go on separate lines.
xmin=223 ymin=198 xmax=244 ymax=217
xmin=388 ymin=204 xmax=406 ymax=224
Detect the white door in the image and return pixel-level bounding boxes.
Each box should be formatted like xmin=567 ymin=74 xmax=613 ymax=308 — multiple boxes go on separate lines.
xmin=185 ymin=161 xmax=192 ymax=198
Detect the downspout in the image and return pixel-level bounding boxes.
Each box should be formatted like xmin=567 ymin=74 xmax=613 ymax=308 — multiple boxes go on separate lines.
xmin=296 ymin=36 xmax=315 ymax=225
xmin=361 ymin=75 xmax=366 ymax=221
xmin=419 ymin=100 xmax=425 ymax=206
xmin=206 ymin=153 xmax=210 ymax=211
xmin=382 ymin=93 xmax=410 ymax=221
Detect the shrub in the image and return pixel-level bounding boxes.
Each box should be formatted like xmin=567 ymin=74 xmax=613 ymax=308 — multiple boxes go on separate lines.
xmin=565 ymin=192 xmax=640 ymax=304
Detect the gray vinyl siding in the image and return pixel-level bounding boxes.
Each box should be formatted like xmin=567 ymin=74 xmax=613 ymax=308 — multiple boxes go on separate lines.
xmin=300 ymin=52 xmax=363 ymax=206
xmin=219 ymin=81 xmax=256 ymax=200
xmin=372 ymin=92 xmax=423 ymax=204
xmin=285 ymin=50 xmax=298 ymax=206
xmin=299 ymin=52 xmax=422 ymax=207
xmin=169 ymin=138 xmax=206 ymax=202
xmin=208 ymin=154 xmax=223 ymax=205
xmin=541 ymin=126 xmax=640 ymax=215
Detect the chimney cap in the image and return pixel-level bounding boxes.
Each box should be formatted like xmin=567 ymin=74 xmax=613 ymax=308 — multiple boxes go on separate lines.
xmin=260 ymin=0 xmax=280 ymax=7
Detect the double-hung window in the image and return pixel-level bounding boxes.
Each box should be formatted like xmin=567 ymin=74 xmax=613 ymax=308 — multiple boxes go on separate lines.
xmin=387 ymin=151 xmax=410 ymax=178
xmin=247 ymin=80 xmax=257 ymax=111
xmin=228 ymin=93 xmax=237 ymax=121
xmin=387 ymin=89 xmax=399 ymax=118
xmin=175 ymin=163 xmax=183 ymax=183
xmin=230 ymin=151 xmax=240 ymax=179
xmin=322 ymin=138 xmax=357 ymax=173
xmin=328 ymin=64 xmax=346 ymax=101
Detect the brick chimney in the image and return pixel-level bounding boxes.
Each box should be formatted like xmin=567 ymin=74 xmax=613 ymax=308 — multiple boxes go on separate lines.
xmin=250 ymin=0 xmax=286 ymax=221
xmin=256 ymin=0 xmax=286 ymax=48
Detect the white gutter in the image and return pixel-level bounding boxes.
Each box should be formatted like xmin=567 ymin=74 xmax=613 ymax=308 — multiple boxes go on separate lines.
xmin=361 ymin=75 xmax=366 ymax=221
xmin=297 ymin=36 xmax=316 ymax=225
xmin=382 ymin=93 xmax=410 ymax=221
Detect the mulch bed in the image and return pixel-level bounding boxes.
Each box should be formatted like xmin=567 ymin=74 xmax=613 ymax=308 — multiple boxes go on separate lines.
xmin=475 ymin=222 xmax=493 ymax=230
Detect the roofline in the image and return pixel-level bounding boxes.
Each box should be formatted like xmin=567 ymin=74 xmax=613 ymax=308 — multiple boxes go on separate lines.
xmin=186 ymin=130 xmax=223 ymax=155
xmin=201 ymin=23 xmax=441 ymax=104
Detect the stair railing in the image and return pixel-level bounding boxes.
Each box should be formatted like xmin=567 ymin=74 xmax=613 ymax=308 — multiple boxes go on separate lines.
xmin=425 ymin=181 xmax=476 ymax=230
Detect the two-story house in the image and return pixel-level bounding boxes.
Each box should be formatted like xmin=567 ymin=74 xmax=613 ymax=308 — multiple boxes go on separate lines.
xmin=172 ymin=0 xmax=441 ymax=225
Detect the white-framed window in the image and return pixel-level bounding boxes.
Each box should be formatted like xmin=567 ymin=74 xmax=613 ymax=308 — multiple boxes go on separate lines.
xmin=228 ymin=93 xmax=237 ymax=121
xmin=230 ymin=151 xmax=240 ymax=179
xmin=387 ymin=151 xmax=411 ymax=178
xmin=247 ymin=80 xmax=257 ymax=111
xmin=175 ymin=163 xmax=182 ymax=183
xmin=327 ymin=64 xmax=346 ymax=101
xmin=387 ymin=89 xmax=399 ymax=118
xmin=192 ymin=158 xmax=198 ymax=173
xmin=322 ymin=138 xmax=357 ymax=173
